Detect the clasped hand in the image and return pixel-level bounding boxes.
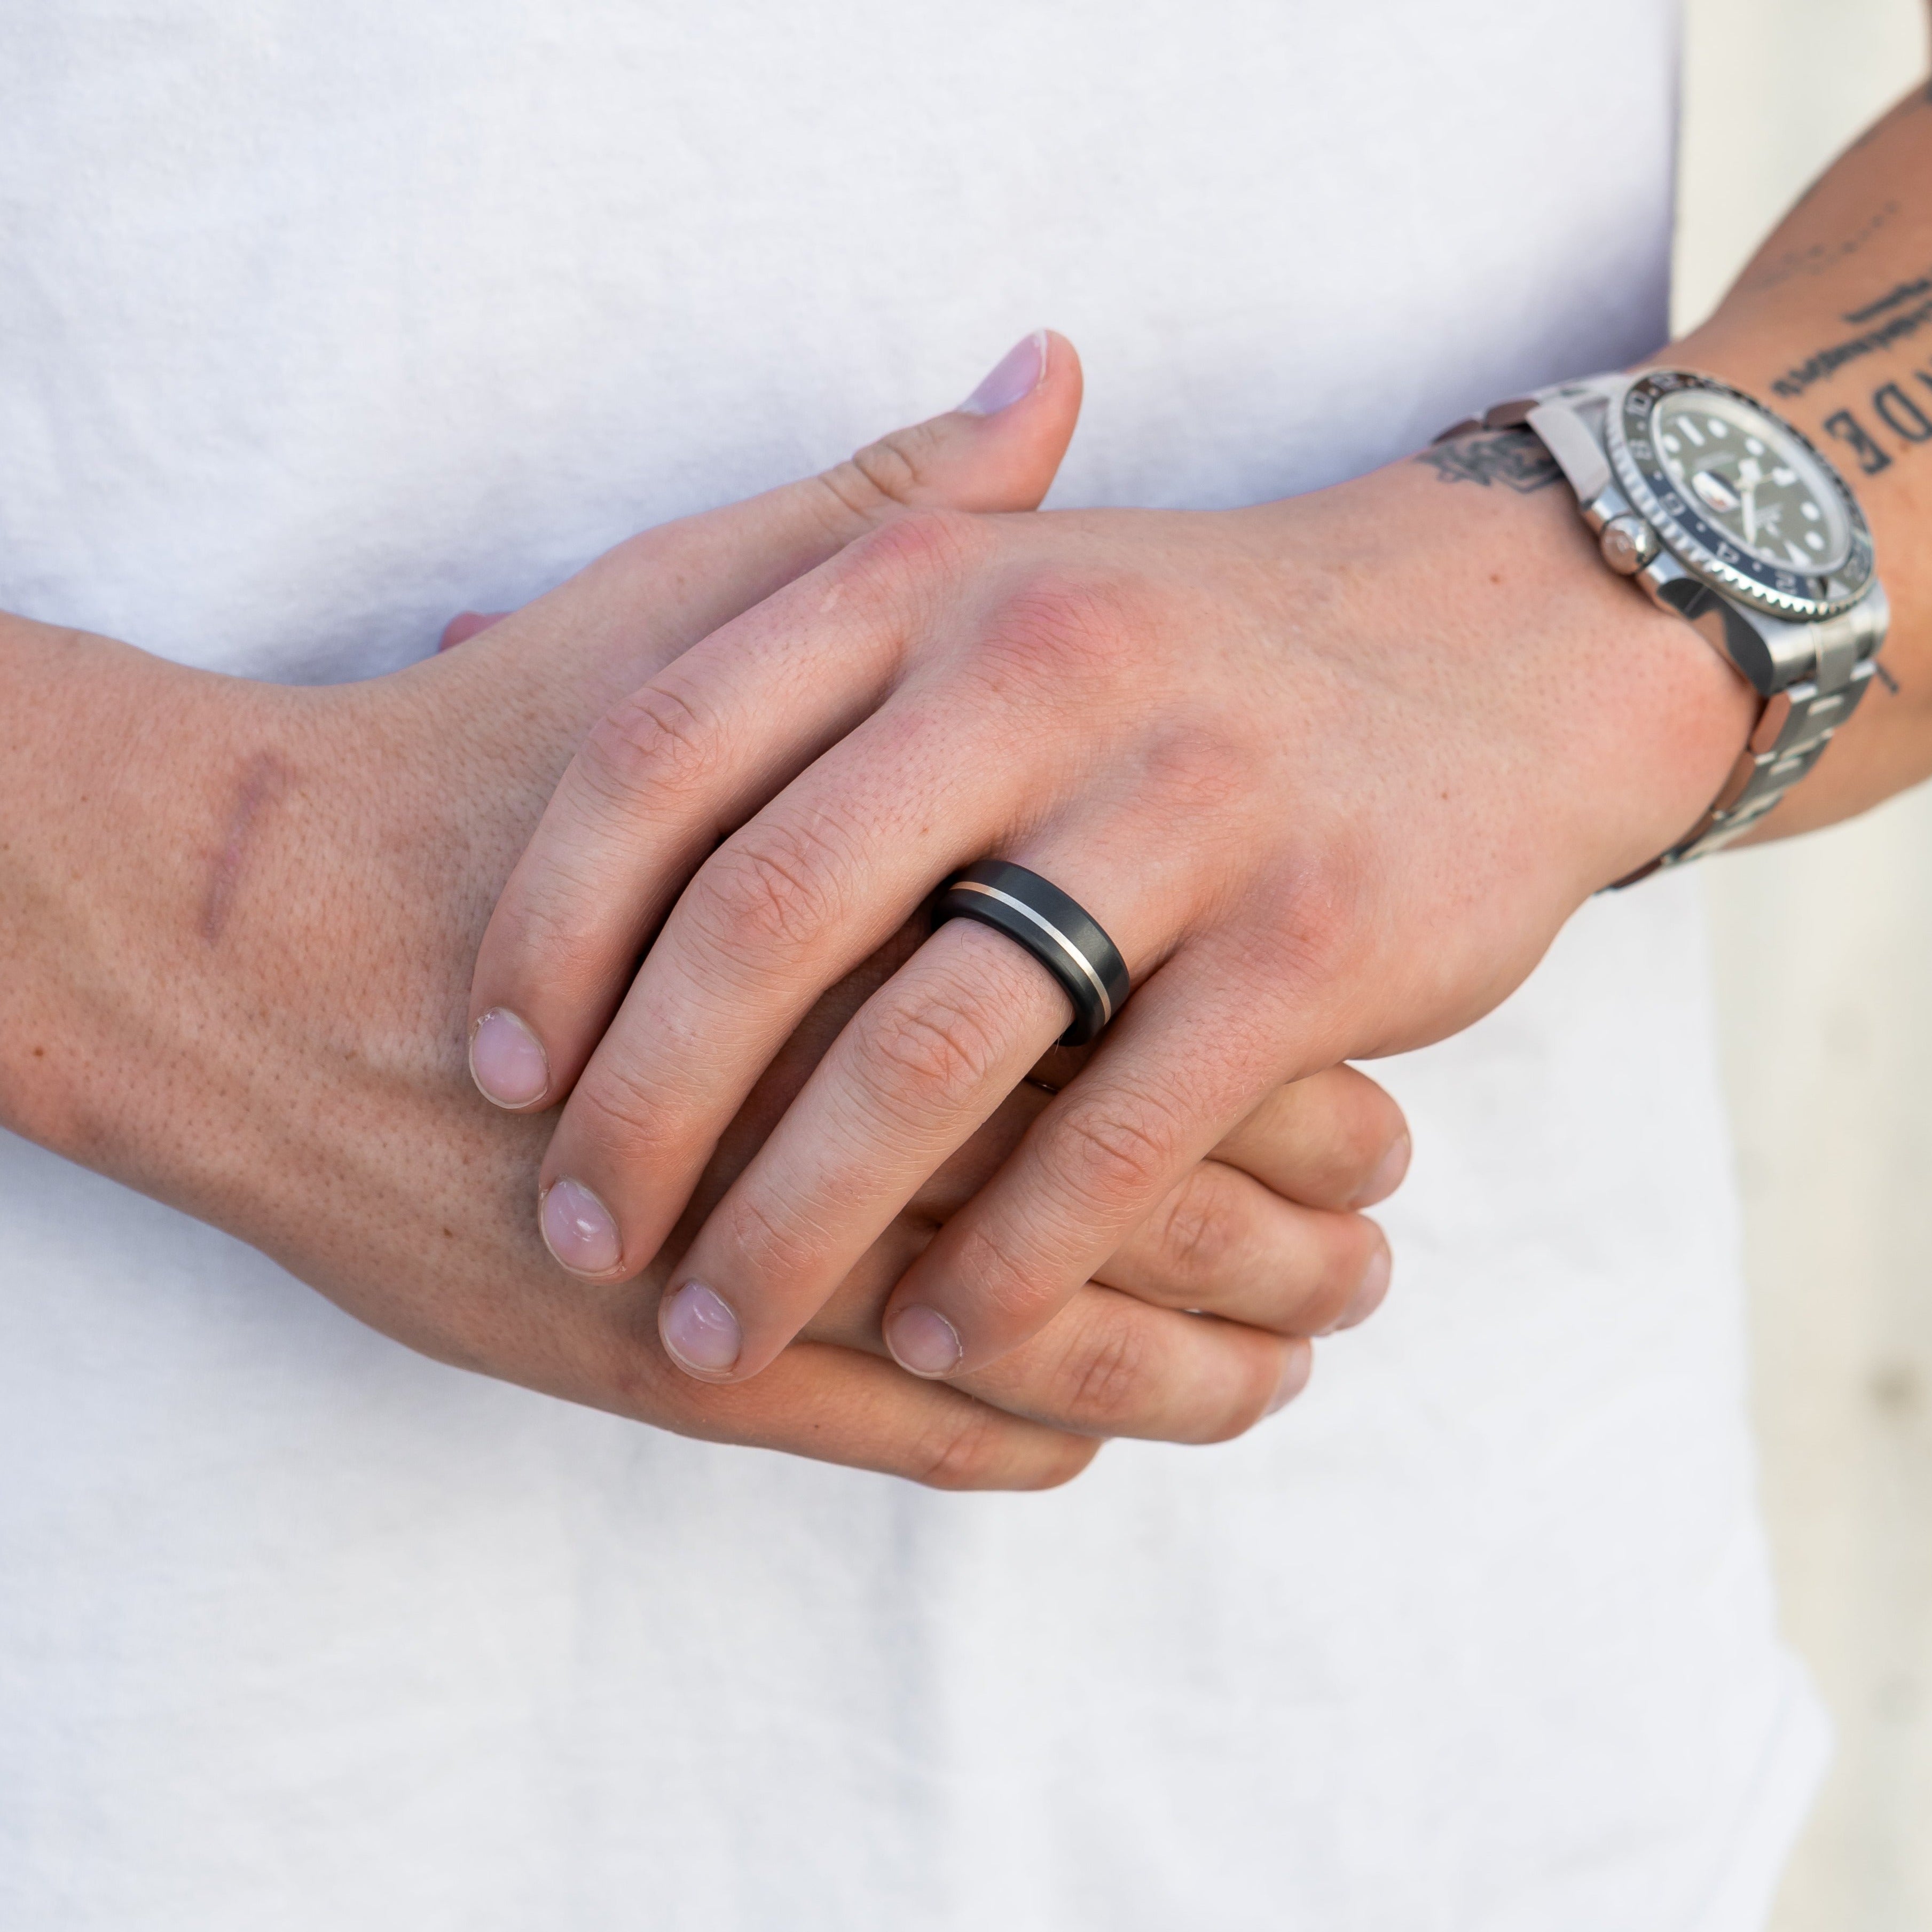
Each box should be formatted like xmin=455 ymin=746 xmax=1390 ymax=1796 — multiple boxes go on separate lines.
xmin=467 ymin=328 xmax=1749 ymax=1413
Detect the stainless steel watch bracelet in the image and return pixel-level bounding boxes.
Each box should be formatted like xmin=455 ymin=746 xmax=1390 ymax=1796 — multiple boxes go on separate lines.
xmin=1446 ymin=373 xmax=1889 ymax=880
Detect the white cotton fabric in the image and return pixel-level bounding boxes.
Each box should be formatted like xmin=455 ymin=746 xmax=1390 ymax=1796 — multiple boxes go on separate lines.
xmin=0 ymin=3 xmax=1826 ymax=1927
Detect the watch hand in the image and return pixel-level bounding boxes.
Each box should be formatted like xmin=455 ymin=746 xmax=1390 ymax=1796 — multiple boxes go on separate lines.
xmin=1735 ymin=459 xmax=1762 ymax=546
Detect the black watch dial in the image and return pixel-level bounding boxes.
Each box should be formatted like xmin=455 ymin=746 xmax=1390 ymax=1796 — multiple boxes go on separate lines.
xmin=1654 ymin=389 xmax=1847 ymax=570
xmin=1606 ymin=371 xmax=1876 ymax=619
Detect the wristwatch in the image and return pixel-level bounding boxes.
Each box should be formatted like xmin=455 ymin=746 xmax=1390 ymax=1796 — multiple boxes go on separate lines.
xmin=1442 ymin=369 xmax=1889 ymax=879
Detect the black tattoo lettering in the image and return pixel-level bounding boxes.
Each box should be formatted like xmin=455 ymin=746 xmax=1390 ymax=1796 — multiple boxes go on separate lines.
xmin=1772 ymin=293 xmax=1932 ymax=398
xmin=1845 ymin=271 xmax=1932 ymax=326
xmin=1413 ymin=428 xmax=1562 ymax=493
xmin=1873 ymin=380 xmax=1932 ymax=442
xmin=1821 ymin=407 xmax=1894 ymax=476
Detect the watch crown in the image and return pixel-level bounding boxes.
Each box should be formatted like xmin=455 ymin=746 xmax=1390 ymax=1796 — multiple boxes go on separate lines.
xmin=1600 ymin=514 xmax=1660 ymax=576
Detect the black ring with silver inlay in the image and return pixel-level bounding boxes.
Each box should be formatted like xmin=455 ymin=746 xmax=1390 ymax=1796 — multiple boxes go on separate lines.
xmin=931 ymin=860 xmax=1131 ymax=1047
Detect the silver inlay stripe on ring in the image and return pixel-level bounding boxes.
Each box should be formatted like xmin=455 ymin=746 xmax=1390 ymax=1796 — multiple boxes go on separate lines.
xmin=949 ymin=881 xmax=1114 ymax=1024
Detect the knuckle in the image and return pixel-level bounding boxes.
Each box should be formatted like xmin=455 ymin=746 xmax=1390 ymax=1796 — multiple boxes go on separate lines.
xmin=713 ymin=1185 xmax=820 ymax=1287
xmin=1245 ymin=1066 xmax=1410 ymax=1210
xmin=485 ymin=858 xmax=629 ymax=1008
xmin=978 ymin=570 xmax=1150 ymax=696
xmin=947 ymin=1219 xmax=1058 ymax=1331
xmin=576 ymin=679 xmax=721 ymax=814
xmin=1047 ymin=1090 xmax=1187 ymax=1217
xmin=562 ymin=1065 xmax=678 ymax=1173
xmin=845 ymin=420 xmax=948 ymax=507
xmin=850 ymin=979 xmax=1012 ymax=1121
xmin=1146 ymin=1166 xmax=1248 ymax=1295
xmin=692 ymin=818 xmax=852 ymax=958
xmin=1258 ymin=857 xmax=1366 ymax=994
xmin=811 ymin=462 xmax=890 ymax=530
xmin=1138 ymin=721 xmax=1260 ymax=822
xmin=912 ymin=1401 xmax=1008 ymax=1490
xmin=1051 ymin=1315 xmax=1152 ymax=1433
xmin=845 ymin=505 xmax=985 ymax=587
xmin=812 ymin=432 xmax=963 ymax=534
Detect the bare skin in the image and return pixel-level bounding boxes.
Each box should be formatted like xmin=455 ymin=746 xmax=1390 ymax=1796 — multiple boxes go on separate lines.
xmin=472 ymin=76 xmax=1932 ymax=1391
xmin=0 ymin=357 xmax=1409 ymax=1490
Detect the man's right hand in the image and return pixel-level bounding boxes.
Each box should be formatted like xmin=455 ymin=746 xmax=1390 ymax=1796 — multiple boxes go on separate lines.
xmin=0 ymin=334 xmax=1407 ymax=1487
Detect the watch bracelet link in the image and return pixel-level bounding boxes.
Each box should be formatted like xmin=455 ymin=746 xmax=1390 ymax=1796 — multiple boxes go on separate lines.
xmin=1449 ymin=374 xmax=1887 ymax=882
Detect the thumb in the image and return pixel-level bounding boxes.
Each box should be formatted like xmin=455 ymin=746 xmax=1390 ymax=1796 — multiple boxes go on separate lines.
xmin=813 ymin=328 xmax=1082 ymax=525
xmin=431 ymin=334 xmax=1081 ymax=740
xmin=435 ymin=331 xmax=1080 ymax=661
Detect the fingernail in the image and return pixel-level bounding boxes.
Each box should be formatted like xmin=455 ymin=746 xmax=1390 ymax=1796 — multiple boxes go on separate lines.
xmin=1350 ymin=1133 xmax=1412 ymax=1209
xmin=470 ymin=1008 xmax=550 ymax=1109
xmin=659 ymin=1281 xmax=743 ymax=1378
xmin=1333 ymin=1242 xmax=1392 ymax=1333
xmin=1266 ymin=1344 xmax=1313 ymax=1416
xmin=540 ymin=1177 xmax=623 ymax=1276
xmin=957 ymin=329 xmax=1048 ymax=415
xmin=885 ymin=1305 xmax=963 ymax=1378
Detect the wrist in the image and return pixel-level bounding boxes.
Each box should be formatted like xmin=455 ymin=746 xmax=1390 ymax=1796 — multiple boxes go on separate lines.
xmin=1260 ymin=457 xmax=1757 ymax=895
xmin=0 ymin=621 xmax=285 ymax=1176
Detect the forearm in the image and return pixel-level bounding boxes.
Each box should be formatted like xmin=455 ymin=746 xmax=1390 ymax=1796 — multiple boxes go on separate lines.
xmin=1675 ymin=75 xmax=1932 ymax=835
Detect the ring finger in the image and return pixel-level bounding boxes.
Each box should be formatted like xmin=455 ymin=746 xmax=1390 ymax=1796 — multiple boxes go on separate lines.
xmin=651 ymin=907 xmax=1120 ymax=1384
xmin=644 ymin=796 xmax=1213 ymax=1384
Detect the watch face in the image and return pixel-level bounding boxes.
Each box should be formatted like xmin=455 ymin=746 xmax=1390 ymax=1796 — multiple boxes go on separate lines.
xmin=1606 ymin=371 xmax=1876 ymax=619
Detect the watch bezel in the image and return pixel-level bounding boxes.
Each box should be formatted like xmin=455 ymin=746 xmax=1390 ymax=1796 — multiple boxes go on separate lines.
xmin=1604 ymin=368 xmax=1876 ymax=621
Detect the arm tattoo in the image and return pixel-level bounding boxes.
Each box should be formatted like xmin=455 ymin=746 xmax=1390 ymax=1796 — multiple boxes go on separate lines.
xmin=1413 ymin=428 xmax=1562 ymax=493
xmin=1845 ymin=272 xmax=1932 ymax=325
xmin=1739 ymin=201 xmax=1900 ymax=296
xmin=1772 ymin=278 xmax=1932 ymax=397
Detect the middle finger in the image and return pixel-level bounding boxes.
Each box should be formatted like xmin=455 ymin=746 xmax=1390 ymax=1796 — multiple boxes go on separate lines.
xmin=534 ymin=685 xmax=1066 ymax=1287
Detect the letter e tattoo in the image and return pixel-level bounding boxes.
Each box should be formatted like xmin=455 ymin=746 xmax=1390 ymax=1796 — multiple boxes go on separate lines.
xmin=1873 ymin=381 xmax=1932 ymax=443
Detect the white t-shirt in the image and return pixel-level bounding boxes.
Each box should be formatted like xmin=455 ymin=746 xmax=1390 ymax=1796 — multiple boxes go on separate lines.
xmin=0 ymin=4 xmax=1825 ymax=1927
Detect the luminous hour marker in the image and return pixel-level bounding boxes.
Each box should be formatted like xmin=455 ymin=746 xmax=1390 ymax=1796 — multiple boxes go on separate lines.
xmin=1772 ymin=467 xmax=1797 ymax=486
xmin=1746 ymin=438 xmax=1764 ymax=453
xmin=1708 ymin=419 xmax=1729 ymax=437
xmin=1788 ymin=542 xmax=1811 ymax=566
xmin=1807 ymin=531 xmax=1824 ymax=550
xmin=1680 ymin=419 xmax=1706 ymax=447
xmin=1801 ymin=501 xmax=1820 ymax=520
xmin=1661 ymin=435 xmax=1681 ymax=453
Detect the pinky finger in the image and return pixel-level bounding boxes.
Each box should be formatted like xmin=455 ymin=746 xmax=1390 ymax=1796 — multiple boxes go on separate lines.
xmin=949 ymin=1287 xmax=1311 ymax=1444
xmin=1097 ymin=1158 xmax=1390 ymax=1337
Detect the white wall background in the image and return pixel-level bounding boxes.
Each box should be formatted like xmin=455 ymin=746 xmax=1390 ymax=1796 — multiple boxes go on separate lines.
xmin=1675 ymin=3 xmax=1932 ymax=1926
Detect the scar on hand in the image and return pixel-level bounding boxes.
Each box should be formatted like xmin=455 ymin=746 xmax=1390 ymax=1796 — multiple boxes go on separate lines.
xmin=200 ymin=753 xmax=288 ymax=943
